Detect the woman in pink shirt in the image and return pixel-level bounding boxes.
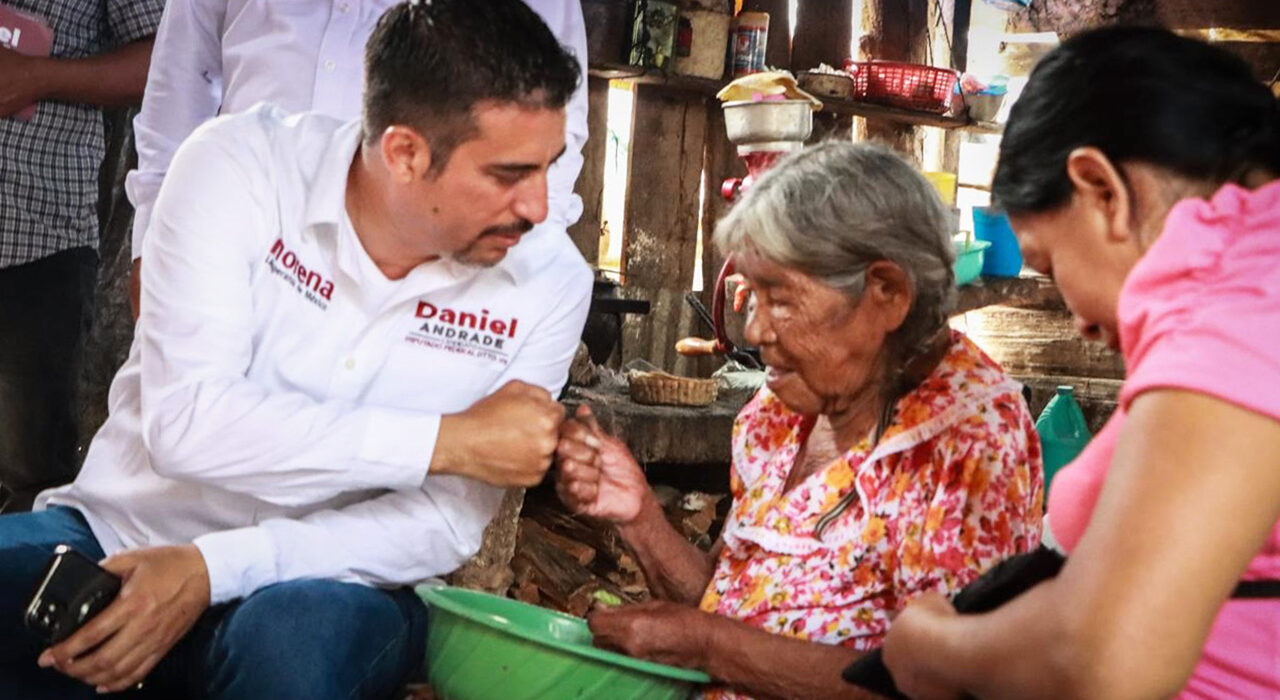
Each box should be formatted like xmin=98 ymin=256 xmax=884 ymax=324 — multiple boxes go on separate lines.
xmin=881 ymin=26 xmax=1280 ymax=699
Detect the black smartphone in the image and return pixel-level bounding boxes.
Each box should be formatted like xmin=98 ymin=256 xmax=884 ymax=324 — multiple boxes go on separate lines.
xmin=24 ymin=544 xmax=122 ymax=645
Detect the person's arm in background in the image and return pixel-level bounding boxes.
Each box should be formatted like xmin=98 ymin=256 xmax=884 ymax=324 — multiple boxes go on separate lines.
xmin=523 ymin=0 xmax=588 ymax=230
xmin=125 ymin=0 xmax=228 ymax=318
xmin=884 ymin=390 xmax=1280 ymax=700
xmin=0 ymin=39 xmax=154 ymax=114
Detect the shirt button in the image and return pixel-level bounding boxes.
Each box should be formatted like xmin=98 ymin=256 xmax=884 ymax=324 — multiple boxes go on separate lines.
xmin=338 ymin=2 xmax=350 ymax=12
xmin=344 ymin=357 xmax=356 ymax=370
xmin=324 ymin=60 xmax=336 ymax=71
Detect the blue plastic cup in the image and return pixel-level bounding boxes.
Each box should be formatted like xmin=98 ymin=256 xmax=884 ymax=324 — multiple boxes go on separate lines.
xmin=972 ymin=206 xmax=1023 ymax=277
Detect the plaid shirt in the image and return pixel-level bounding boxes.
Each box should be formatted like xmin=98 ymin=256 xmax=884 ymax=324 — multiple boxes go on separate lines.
xmin=0 ymin=0 xmax=162 ymax=268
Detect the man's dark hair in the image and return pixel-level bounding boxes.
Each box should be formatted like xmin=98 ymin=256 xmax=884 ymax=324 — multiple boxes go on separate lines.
xmin=993 ymin=25 xmax=1280 ymax=215
xmin=363 ymin=0 xmax=581 ymax=173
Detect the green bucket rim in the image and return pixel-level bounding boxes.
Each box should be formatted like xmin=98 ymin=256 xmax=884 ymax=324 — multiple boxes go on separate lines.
xmin=419 ymin=585 xmax=712 ymax=685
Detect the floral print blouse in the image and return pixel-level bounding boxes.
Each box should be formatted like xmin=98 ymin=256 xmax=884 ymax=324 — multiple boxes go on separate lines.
xmin=699 ymin=331 xmax=1043 ymax=699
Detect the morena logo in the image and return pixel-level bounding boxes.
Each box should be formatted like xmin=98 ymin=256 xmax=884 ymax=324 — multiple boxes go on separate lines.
xmin=269 ymin=238 xmax=334 ymax=301
xmin=415 ymin=302 xmax=519 ymax=339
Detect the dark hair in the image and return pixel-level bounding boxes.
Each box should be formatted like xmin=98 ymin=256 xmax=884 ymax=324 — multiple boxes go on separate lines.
xmin=363 ymin=0 xmax=581 ymax=173
xmin=993 ymin=26 xmax=1280 ymax=215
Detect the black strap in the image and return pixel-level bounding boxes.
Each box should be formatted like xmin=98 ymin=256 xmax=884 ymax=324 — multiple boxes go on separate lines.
xmin=1231 ymin=579 xmax=1280 ymax=599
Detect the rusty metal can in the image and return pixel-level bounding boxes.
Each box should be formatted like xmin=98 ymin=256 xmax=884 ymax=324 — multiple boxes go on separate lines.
xmin=730 ymin=11 xmax=769 ymax=77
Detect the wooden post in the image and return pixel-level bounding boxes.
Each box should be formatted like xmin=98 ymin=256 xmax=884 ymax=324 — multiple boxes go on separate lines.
xmin=692 ymin=103 xmax=746 ymax=377
xmin=792 ymin=0 xmax=856 ymax=142
xmin=941 ymin=0 xmax=972 ymax=175
xmin=621 ymin=86 xmax=710 ymax=376
xmin=568 ymin=77 xmax=611 ymax=267
xmin=859 ymin=0 xmax=931 ymax=163
xmin=792 ymin=0 xmax=854 ymax=70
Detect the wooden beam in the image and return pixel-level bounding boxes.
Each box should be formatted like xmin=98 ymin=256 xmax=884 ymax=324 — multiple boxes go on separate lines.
xmin=1155 ymin=0 xmax=1280 ymax=31
xmin=568 ymin=77 xmax=610 ymax=266
xmin=1174 ymin=28 xmax=1280 ymax=42
xmin=621 ymin=87 xmax=710 ymax=376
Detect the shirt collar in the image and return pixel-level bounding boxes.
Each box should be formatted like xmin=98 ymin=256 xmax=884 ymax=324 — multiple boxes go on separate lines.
xmin=302 ymin=118 xmax=534 ymax=287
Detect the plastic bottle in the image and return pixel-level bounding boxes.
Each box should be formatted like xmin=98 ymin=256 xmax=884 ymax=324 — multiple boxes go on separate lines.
xmin=1034 ymin=386 xmax=1093 ymax=500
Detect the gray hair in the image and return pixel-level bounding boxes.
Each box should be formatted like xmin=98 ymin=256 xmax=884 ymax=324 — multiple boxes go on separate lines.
xmin=714 ymin=140 xmax=956 ymax=379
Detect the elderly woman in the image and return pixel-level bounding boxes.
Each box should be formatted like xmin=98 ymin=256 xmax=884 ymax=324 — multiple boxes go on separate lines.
xmin=883 ymin=27 xmax=1280 ymax=700
xmin=555 ymin=141 xmax=1043 ymax=699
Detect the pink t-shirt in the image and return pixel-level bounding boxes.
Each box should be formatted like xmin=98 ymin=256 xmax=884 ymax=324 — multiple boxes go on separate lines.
xmin=1048 ymin=180 xmax=1280 ymax=698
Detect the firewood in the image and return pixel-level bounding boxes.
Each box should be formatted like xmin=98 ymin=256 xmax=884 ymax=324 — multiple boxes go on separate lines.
xmin=521 ymin=519 xmax=597 ymax=567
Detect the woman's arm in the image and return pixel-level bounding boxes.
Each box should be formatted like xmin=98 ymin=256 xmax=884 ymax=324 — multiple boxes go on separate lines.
xmin=556 ymin=406 xmax=716 ymax=604
xmin=617 ymin=494 xmax=718 ymax=605
xmin=589 ymin=601 xmax=872 ymax=700
xmin=885 ymin=389 xmax=1280 ymax=700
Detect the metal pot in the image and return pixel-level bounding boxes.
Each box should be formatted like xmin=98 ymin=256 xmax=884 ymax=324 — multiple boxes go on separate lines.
xmin=722 ymin=100 xmax=814 ymax=150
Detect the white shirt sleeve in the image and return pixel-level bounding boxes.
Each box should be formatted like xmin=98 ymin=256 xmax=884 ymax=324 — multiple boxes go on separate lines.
xmin=526 ymin=0 xmax=589 ymax=230
xmin=194 ymin=265 xmax=593 ymax=603
xmin=139 ymin=126 xmax=438 ymax=509
xmin=125 ymin=0 xmax=226 ymax=261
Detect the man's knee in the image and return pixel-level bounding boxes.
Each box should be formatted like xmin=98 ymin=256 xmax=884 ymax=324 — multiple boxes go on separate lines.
xmin=205 ymin=581 xmax=425 ymax=699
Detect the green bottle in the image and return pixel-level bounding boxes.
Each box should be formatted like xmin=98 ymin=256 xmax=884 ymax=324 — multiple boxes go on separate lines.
xmin=1034 ymin=386 xmax=1093 ymax=500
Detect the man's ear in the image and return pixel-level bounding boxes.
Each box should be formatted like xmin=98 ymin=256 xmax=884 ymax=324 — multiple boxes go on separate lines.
xmin=1064 ymin=147 xmax=1134 ymax=245
xmin=379 ymin=126 xmax=433 ymax=184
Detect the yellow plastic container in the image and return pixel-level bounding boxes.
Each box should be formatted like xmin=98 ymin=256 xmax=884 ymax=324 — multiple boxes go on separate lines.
xmin=923 ymin=171 xmax=957 ymax=206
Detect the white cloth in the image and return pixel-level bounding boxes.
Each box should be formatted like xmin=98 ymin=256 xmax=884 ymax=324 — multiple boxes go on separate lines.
xmin=40 ymin=105 xmax=593 ymax=604
xmin=125 ymin=0 xmax=588 ymax=260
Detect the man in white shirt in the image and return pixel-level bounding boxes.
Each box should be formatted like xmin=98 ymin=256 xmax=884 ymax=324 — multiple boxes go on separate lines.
xmin=0 ymin=1 xmax=591 ymax=697
xmin=124 ymin=0 xmax=588 ymax=317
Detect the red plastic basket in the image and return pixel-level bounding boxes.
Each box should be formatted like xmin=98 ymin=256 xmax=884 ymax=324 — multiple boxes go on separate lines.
xmin=849 ymin=61 xmax=959 ymax=114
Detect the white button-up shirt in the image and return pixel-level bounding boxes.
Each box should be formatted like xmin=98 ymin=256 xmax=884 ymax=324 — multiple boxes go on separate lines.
xmin=125 ymin=0 xmax=588 ymax=259
xmin=42 ymin=105 xmax=593 ymax=604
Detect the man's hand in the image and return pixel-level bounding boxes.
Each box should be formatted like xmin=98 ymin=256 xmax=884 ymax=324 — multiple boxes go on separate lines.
xmin=588 ymin=600 xmax=711 ymax=670
xmin=0 ymin=49 xmax=46 ymax=118
xmin=39 ymin=545 xmax=211 ymax=694
xmin=881 ymin=592 xmax=965 ymax=700
xmin=434 ymin=380 xmax=563 ymax=487
xmin=555 ymin=405 xmax=648 ymax=524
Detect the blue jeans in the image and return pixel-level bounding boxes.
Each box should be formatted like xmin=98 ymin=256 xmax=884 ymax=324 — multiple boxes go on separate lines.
xmin=0 ymin=507 xmax=428 ymax=699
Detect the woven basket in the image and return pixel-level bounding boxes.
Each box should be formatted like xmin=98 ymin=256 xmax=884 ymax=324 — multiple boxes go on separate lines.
xmin=628 ymin=371 xmax=718 ymax=407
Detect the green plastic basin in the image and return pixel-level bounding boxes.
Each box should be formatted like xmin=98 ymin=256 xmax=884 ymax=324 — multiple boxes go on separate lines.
xmin=419 ymin=586 xmax=710 ymax=700
xmin=953 ymin=238 xmax=991 ymax=287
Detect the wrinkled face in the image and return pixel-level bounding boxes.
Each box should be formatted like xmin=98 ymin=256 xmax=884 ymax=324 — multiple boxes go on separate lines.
xmin=392 ymin=101 xmax=566 ymax=267
xmin=737 ymin=253 xmax=899 ymax=417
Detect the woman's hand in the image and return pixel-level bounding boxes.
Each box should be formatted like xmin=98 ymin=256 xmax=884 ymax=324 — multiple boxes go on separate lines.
xmin=588 ymin=600 xmax=710 ymax=669
xmin=555 ymin=405 xmax=650 ymax=524
xmin=882 ymin=592 xmax=964 ymax=700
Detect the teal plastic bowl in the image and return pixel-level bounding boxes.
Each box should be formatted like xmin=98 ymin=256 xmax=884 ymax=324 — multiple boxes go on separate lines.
xmin=953 ymin=239 xmax=991 ymax=287
xmin=419 ymin=586 xmax=710 ymax=700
